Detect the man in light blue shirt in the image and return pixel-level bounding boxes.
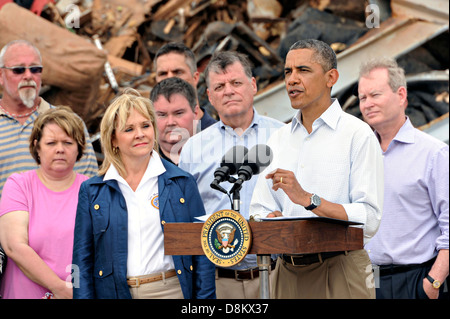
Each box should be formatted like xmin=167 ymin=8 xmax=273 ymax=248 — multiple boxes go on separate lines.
xmin=179 ymin=51 xmax=283 ymax=299
xmin=358 ymin=57 xmax=449 ymax=299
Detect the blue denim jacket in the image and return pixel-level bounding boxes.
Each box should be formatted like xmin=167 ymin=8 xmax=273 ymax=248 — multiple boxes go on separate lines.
xmin=72 ymin=158 xmax=215 ymax=299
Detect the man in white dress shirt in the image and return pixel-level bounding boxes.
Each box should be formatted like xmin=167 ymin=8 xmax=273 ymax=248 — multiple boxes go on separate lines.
xmin=249 ymin=39 xmax=384 ymax=298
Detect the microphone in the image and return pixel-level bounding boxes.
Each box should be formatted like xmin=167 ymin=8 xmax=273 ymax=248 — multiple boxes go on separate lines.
xmin=230 ymin=144 xmax=273 ymax=193
xmin=210 ymin=145 xmax=248 ymax=194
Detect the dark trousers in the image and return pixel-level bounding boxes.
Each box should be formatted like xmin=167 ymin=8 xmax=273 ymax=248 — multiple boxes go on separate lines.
xmin=376 ymin=259 xmax=448 ymax=299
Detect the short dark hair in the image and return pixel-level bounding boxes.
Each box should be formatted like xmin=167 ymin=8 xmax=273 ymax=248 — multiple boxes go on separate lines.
xmin=154 ymin=42 xmax=197 ymax=74
xmin=150 ymin=77 xmax=197 ymax=112
xmin=204 ymin=51 xmax=253 ymax=88
xmin=288 ymin=39 xmax=337 ymax=72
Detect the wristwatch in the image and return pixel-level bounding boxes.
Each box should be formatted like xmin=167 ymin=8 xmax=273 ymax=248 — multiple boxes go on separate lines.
xmin=426 ymin=275 xmax=441 ymax=289
xmin=305 ymin=193 xmax=321 ymax=210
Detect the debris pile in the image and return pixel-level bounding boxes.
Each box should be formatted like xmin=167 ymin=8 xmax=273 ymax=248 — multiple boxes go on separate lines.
xmin=0 ymin=0 xmax=448 ymax=142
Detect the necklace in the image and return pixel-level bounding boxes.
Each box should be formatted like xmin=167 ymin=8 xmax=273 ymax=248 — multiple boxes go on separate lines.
xmin=0 ymin=103 xmax=38 ymax=118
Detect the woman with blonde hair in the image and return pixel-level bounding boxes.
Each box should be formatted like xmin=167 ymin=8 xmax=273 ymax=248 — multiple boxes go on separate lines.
xmin=72 ymin=89 xmax=215 ymax=299
xmin=0 ymin=106 xmax=89 ymax=299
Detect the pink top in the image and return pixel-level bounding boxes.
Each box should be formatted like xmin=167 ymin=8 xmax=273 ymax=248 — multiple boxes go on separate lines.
xmin=0 ymin=170 xmax=89 ymax=299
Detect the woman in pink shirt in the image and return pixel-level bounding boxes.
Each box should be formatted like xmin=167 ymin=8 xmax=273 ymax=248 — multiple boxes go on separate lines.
xmin=0 ymin=106 xmax=90 ymax=299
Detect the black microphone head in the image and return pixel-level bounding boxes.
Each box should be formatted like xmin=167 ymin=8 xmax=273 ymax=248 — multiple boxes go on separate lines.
xmin=243 ymin=144 xmax=273 ymax=175
xmin=220 ymin=145 xmax=248 ymax=175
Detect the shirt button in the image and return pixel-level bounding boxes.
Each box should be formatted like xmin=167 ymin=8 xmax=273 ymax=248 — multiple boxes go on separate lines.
xmin=180 ymin=198 xmax=185 ymax=204
xmin=94 ymin=204 xmax=100 ymax=210
xmin=161 ymin=220 xmax=166 ymax=225
xmin=177 ymin=270 xmax=182 ymax=275
xmin=190 ymin=265 xmax=193 ymax=271
xmin=99 ymin=270 xmax=103 ymax=276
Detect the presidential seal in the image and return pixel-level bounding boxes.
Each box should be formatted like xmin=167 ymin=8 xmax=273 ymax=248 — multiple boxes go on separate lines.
xmin=201 ymin=209 xmax=252 ymax=267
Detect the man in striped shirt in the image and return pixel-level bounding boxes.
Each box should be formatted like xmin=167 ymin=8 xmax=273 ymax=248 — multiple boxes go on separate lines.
xmin=0 ymin=40 xmax=98 ymax=197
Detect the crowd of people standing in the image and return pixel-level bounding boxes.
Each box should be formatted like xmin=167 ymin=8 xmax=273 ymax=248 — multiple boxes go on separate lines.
xmin=0 ymin=38 xmax=447 ymax=300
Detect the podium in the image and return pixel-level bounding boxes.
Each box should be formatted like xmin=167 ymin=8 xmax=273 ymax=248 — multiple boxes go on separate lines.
xmin=164 ymin=217 xmax=363 ymax=299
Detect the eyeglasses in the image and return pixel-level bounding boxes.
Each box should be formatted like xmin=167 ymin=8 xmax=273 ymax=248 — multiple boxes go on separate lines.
xmin=1 ymin=66 xmax=43 ymax=75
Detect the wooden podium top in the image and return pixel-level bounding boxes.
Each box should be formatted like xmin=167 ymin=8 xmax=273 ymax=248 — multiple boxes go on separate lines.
xmin=164 ymin=219 xmax=363 ymax=256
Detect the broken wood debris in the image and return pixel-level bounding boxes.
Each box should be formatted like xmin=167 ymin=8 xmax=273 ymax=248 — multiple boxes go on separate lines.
xmin=0 ymin=0 xmax=448 ymax=148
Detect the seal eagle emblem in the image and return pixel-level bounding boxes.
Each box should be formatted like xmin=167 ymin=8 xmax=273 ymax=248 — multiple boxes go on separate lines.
xmin=201 ymin=209 xmax=252 ymax=267
xmin=216 ymin=222 xmax=236 ymax=251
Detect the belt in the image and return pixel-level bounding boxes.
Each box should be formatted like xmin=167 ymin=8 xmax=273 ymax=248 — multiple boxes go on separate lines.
xmin=282 ymin=251 xmax=347 ymax=266
xmin=127 ymin=270 xmax=177 ymax=288
xmin=217 ymin=262 xmax=276 ymax=280
xmin=377 ymin=258 xmax=435 ymax=276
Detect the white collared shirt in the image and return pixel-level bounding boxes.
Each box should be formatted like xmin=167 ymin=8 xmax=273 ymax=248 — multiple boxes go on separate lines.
xmin=249 ymin=99 xmax=384 ymax=244
xmin=104 ymin=152 xmax=174 ymax=276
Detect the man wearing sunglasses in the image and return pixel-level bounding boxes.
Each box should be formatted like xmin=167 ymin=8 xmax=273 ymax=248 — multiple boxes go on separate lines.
xmin=0 ymin=40 xmax=98 ymax=196
xmin=2 ymin=66 xmax=43 ymax=74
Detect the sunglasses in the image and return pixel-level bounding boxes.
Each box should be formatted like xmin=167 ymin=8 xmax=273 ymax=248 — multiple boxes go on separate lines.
xmin=1 ymin=66 xmax=43 ymax=75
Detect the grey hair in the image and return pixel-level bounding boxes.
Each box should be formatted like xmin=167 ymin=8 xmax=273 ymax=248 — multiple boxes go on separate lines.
xmin=288 ymin=39 xmax=337 ymax=72
xmin=204 ymin=51 xmax=253 ymax=88
xmin=359 ymin=57 xmax=407 ymax=93
xmin=0 ymin=40 xmax=42 ymax=67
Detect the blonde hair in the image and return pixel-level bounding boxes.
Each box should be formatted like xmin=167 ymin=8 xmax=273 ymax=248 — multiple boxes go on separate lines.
xmin=99 ymin=88 xmax=158 ymax=177
xmin=30 ymin=106 xmax=86 ymax=164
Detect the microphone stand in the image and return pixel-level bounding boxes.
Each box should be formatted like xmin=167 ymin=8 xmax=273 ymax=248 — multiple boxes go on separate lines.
xmin=230 ymin=176 xmax=270 ymax=299
xmin=227 ymin=176 xmax=240 ymax=213
xmin=214 ymin=175 xmax=271 ymax=298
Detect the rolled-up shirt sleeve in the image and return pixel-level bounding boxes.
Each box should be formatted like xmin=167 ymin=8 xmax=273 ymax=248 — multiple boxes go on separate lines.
xmin=249 ymin=101 xmax=384 ymax=246
xmin=343 ymin=131 xmax=384 ymax=243
xmin=430 ymin=146 xmax=449 ymax=251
